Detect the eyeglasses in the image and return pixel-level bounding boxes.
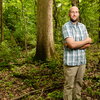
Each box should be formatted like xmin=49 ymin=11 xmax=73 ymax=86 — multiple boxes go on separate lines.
xmin=70 ymin=11 xmax=79 ymax=14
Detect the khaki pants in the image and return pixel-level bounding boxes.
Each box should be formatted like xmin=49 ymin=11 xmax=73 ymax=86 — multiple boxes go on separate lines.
xmin=63 ymin=65 xmax=86 ymax=100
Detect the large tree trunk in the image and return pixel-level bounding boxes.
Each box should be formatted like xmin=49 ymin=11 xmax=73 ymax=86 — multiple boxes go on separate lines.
xmin=35 ymin=0 xmax=55 ymax=60
xmin=0 ymin=0 xmax=4 ymax=42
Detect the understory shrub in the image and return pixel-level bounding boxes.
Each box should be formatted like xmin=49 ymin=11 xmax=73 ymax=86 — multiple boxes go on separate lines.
xmin=0 ymin=40 xmax=21 ymax=66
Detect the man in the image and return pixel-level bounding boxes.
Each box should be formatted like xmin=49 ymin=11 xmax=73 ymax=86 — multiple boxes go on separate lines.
xmin=62 ymin=6 xmax=92 ymax=100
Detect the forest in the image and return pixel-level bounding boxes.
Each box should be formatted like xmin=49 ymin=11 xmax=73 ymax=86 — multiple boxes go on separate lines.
xmin=0 ymin=0 xmax=100 ymax=100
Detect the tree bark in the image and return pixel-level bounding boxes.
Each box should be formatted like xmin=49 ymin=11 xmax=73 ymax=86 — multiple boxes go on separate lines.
xmin=35 ymin=0 xmax=55 ymax=60
xmin=0 ymin=0 xmax=4 ymax=42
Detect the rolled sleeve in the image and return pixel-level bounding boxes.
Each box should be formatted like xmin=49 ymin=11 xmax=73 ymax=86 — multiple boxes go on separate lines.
xmin=83 ymin=25 xmax=89 ymax=37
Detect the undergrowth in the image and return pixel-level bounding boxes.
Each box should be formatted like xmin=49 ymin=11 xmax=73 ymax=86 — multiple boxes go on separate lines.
xmin=0 ymin=43 xmax=100 ymax=100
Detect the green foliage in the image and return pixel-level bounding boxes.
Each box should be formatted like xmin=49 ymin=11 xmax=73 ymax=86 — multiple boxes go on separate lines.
xmin=3 ymin=5 xmax=21 ymax=32
xmin=86 ymin=87 xmax=100 ymax=97
xmin=41 ymin=59 xmax=60 ymax=71
xmin=3 ymin=0 xmax=37 ymax=48
xmin=79 ymin=0 xmax=99 ymax=42
xmin=47 ymin=90 xmax=63 ymax=100
xmin=86 ymin=44 xmax=100 ymax=65
xmin=0 ymin=40 xmax=21 ymax=66
xmin=53 ymin=0 xmax=71 ymax=42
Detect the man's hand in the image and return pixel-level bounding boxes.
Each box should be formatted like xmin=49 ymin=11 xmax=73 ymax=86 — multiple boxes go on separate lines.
xmin=85 ymin=37 xmax=92 ymax=44
xmin=64 ymin=42 xmax=67 ymax=46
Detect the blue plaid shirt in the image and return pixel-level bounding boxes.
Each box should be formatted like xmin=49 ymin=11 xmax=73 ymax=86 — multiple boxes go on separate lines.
xmin=62 ymin=21 xmax=89 ymax=66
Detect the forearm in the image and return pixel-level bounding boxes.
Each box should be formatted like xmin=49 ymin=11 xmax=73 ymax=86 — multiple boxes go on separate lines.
xmin=80 ymin=43 xmax=91 ymax=49
xmin=65 ymin=37 xmax=92 ymax=49
xmin=67 ymin=39 xmax=91 ymax=49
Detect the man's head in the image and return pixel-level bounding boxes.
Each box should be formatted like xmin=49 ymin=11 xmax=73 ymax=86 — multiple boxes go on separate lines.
xmin=69 ymin=6 xmax=79 ymax=23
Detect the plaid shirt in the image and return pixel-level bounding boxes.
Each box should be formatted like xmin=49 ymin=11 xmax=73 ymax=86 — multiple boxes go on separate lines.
xmin=62 ymin=21 xmax=89 ymax=66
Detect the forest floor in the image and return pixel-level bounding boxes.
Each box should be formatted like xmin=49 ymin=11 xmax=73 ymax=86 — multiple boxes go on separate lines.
xmin=0 ymin=44 xmax=100 ymax=100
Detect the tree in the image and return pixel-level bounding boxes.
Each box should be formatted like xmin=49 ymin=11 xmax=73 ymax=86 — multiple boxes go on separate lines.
xmin=98 ymin=16 xmax=100 ymax=43
xmin=3 ymin=6 xmax=19 ymax=44
xmin=98 ymin=0 xmax=100 ymax=42
xmin=35 ymin=0 xmax=55 ymax=60
xmin=0 ymin=0 xmax=4 ymax=42
xmin=71 ymin=0 xmax=79 ymax=6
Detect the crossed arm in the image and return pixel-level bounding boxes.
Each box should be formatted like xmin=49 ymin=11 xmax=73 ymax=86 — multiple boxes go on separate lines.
xmin=64 ymin=37 xmax=92 ymax=49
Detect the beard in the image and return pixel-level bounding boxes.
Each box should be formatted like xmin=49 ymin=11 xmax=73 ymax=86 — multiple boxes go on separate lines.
xmin=70 ymin=18 xmax=79 ymax=22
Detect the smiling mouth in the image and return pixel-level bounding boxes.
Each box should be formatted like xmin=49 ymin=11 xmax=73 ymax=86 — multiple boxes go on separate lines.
xmin=73 ymin=16 xmax=76 ymax=17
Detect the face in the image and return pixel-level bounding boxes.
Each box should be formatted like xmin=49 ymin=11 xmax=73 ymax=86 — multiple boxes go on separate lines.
xmin=69 ymin=6 xmax=79 ymax=22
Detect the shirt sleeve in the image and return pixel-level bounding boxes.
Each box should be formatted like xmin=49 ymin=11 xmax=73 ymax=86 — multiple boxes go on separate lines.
xmin=62 ymin=24 xmax=72 ymax=40
xmin=83 ymin=25 xmax=89 ymax=37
